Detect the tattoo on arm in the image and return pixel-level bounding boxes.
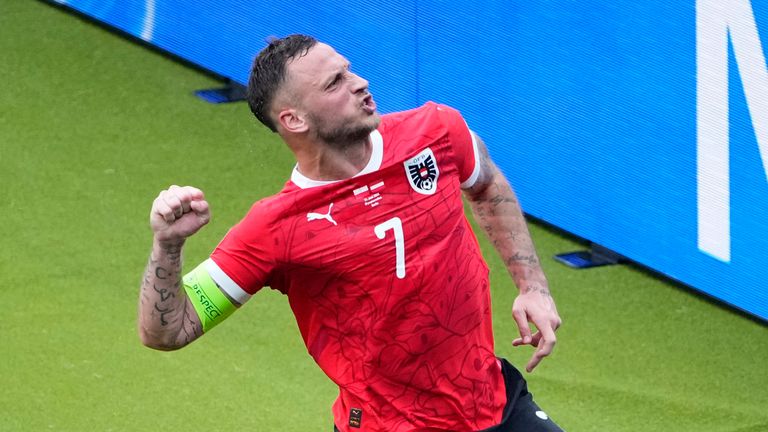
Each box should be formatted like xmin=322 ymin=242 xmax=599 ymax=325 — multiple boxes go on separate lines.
xmin=506 ymin=252 xmax=539 ymax=267
xmin=155 ymin=266 xmax=169 ymax=280
xmin=153 ymin=283 xmax=175 ymax=302
xmin=153 ymin=303 xmax=172 ymax=326
xmin=523 ymin=284 xmax=551 ymax=297
xmin=489 ymin=193 xmax=518 ymax=208
xmin=464 ymin=132 xmax=547 ymax=290
xmin=138 ymin=244 xmax=202 ymax=348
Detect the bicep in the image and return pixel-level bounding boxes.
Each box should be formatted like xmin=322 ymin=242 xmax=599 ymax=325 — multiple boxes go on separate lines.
xmin=181 ymin=260 xmax=247 ymax=336
xmin=462 ymin=131 xmax=501 ymax=198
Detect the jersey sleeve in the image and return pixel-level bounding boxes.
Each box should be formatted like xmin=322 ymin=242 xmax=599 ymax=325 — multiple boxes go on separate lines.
xmin=433 ymin=103 xmax=481 ymax=189
xmin=209 ymin=205 xmax=276 ymax=300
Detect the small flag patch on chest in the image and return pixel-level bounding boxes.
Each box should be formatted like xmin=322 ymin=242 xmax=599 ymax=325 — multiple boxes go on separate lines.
xmin=404 ymin=148 xmax=439 ymax=195
xmin=349 ymin=408 xmax=363 ymax=428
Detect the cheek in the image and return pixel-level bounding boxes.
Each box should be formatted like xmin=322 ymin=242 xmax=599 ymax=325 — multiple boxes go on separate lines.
xmin=309 ymin=92 xmax=357 ymax=121
xmin=316 ymin=94 xmax=347 ymax=112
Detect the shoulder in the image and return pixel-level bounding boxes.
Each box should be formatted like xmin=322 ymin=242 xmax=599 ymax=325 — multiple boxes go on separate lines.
xmin=378 ymin=102 xmax=467 ymax=145
xmin=229 ymin=188 xmax=291 ymax=238
xmin=381 ymin=101 xmax=463 ymax=127
xmin=384 ymin=103 xmax=478 ymax=188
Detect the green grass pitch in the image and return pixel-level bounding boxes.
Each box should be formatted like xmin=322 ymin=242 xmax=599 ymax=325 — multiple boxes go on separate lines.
xmin=1 ymin=1 xmax=767 ymax=430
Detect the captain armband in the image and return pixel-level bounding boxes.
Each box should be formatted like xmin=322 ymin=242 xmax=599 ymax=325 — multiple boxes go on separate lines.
xmin=183 ymin=261 xmax=238 ymax=332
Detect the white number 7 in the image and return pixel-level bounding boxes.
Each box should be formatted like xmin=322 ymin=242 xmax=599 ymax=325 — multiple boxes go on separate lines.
xmin=374 ymin=217 xmax=406 ymax=279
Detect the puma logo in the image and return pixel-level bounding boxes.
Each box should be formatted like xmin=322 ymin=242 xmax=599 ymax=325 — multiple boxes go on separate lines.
xmin=349 ymin=407 xmax=363 ymax=428
xmin=307 ymin=202 xmax=337 ymax=226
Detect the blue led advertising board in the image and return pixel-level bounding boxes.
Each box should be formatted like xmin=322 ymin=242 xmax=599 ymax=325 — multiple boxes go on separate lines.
xmin=51 ymin=0 xmax=768 ymax=320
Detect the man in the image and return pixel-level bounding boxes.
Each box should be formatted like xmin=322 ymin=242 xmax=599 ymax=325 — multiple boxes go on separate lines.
xmin=138 ymin=34 xmax=563 ymax=431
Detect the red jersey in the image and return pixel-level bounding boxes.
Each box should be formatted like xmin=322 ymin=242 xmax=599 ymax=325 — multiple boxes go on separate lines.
xmin=209 ymin=102 xmax=506 ymax=431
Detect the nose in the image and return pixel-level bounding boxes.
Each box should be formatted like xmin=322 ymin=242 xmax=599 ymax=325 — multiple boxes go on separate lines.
xmin=350 ymin=72 xmax=369 ymax=94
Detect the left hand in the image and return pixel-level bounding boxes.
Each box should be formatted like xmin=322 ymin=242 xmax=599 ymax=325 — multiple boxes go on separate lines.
xmin=511 ymin=285 xmax=562 ymax=372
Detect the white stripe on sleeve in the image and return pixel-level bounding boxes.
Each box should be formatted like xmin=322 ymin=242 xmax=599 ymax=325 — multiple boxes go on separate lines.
xmin=204 ymin=258 xmax=252 ymax=305
xmin=460 ymin=128 xmax=481 ymax=189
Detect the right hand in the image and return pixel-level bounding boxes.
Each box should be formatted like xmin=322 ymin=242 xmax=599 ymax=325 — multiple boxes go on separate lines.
xmin=511 ymin=287 xmax=561 ymax=373
xmin=150 ymin=185 xmax=211 ymax=246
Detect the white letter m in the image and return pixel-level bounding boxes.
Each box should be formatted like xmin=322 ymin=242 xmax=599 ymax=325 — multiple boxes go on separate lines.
xmin=697 ymin=0 xmax=768 ymax=262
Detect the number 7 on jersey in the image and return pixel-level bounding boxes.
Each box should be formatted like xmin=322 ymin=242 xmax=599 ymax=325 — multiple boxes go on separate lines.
xmin=374 ymin=217 xmax=406 ymax=279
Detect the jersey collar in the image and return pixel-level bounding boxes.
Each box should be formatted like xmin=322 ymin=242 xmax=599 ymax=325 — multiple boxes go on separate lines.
xmin=290 ymin=129 xmax=384 ymax=189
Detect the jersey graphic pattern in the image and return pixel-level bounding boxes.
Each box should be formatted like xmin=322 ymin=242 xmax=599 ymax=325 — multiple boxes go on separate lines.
xmin=211 ymin=102 xmax=505 ymax=431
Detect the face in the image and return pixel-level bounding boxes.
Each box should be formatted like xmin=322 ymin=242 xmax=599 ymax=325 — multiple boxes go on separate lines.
xmin=279 ymin=43 xmax=380 ymax=145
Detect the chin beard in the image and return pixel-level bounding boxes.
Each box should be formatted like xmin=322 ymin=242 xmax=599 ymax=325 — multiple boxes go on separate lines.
xmin=313 ymin=116 xmax=381 ymax=148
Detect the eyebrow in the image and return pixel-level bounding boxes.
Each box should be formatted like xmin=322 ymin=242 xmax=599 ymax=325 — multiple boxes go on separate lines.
xmin=322 ymin=62 xmax=351 ymax=89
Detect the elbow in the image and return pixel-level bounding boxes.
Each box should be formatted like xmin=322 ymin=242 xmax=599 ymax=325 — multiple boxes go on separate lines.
xmin=138 ymin=327 xmax=186 ymax=351
xmin=141 ymin=340 xmax=184 ymax=352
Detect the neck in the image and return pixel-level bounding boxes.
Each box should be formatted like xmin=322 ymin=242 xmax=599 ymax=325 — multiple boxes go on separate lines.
xmin=293 ymin=136 xmax=372 ymax=181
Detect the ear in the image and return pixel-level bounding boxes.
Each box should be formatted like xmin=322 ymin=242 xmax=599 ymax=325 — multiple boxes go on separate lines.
xmin=277 ymin=109 xmax=309 ymax=134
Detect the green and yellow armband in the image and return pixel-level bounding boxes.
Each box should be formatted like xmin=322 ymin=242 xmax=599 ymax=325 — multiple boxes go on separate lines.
xmin=183 ymin=262 xmax=237 ymax=332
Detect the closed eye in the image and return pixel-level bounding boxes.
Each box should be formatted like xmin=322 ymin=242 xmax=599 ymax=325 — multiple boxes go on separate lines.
xmin=325 ymin=63 xmax=351 ymax=91
xmin=326 ymin=74 xmax=342 ymax=90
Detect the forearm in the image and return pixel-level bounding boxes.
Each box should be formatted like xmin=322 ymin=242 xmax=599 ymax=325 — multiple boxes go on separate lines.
xmin=137 ymin=239 xmax=202 ymax=350
xmin=463 ymin=133 xmax=560 ymax=371
xmin=467 ymin=169 xmax=548 ymax=294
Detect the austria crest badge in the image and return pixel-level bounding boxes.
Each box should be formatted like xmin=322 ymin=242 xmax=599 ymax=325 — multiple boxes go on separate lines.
xmin=404 ymin=148 xmax=439 ymax=195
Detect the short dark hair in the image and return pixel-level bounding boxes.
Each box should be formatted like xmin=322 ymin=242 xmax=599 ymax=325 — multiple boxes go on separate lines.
xmin=247 ymin=34 xmax=318 ymax=132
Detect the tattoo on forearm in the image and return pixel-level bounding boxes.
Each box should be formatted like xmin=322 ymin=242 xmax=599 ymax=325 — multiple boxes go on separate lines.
xmin=489 ymin=193 xmax=518 ymax=208
xmin=153 ymin=284 xmax=175 ymax=302
xmin=464 ymin=135 xmax=551 ymax=299
xmin=139 ymin=247 xmax=194 ymax=343
xmin=179 ymin=302 xmax=202 ymax=344
xmin=524 ymin=284 xmax=551 ymax=297
xmin=155 ymin=266 xmax=169 ymax=280
xmin=506 ymin=252 xmax=539 ymax=267
xmin=154 ymin=303 xmax=172 ymax=326
xmin=468 ymin=173 xmax=547 ymax=288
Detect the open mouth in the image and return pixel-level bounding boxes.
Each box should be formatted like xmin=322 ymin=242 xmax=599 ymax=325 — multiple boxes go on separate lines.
xmin=362 ymin=94 xmax=377 ymax=114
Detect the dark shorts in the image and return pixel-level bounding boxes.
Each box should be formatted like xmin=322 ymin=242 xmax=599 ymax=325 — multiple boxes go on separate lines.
xmin=334 ymin=358 xmax=564 ymax=431
xmin=477 ymin=358 xmax=564 ymax=432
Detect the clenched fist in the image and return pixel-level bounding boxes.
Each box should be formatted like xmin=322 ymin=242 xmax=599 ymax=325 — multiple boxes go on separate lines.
xmin=150 ymin=185 xmax=210 ymax=246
